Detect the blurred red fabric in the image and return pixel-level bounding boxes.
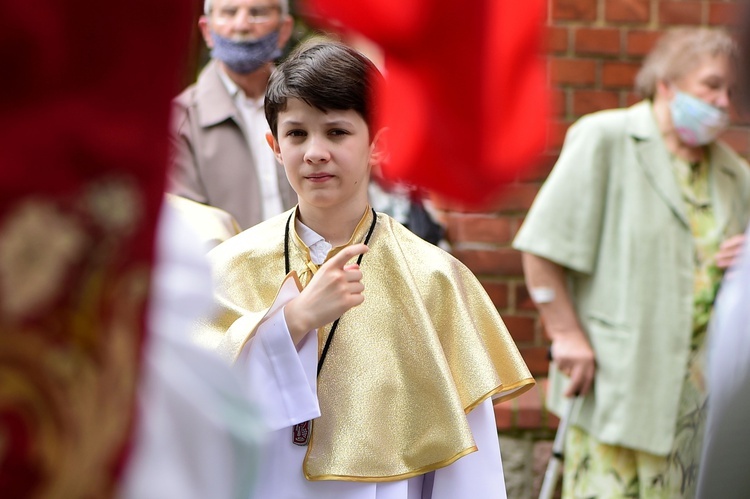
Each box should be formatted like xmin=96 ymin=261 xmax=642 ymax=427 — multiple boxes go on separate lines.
xmin=0 ymin=1 xmax=196 ymax=497
xmin=304 ymin=0 xmax=549 ymax=206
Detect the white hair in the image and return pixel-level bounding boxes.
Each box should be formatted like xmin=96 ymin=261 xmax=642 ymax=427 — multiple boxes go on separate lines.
xmin=204 ymin=0 xmax=290 ymax=16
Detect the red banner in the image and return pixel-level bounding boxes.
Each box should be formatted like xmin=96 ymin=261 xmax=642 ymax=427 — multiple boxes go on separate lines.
xmin=304 ymin=0 xmax=549 ymax=206
xmin=0 ymin=2 xmax=196 ymax=497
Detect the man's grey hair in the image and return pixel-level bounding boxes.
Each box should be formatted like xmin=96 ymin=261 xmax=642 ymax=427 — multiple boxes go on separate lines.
xmin=204 ymin=0 xmax=290 ymax=16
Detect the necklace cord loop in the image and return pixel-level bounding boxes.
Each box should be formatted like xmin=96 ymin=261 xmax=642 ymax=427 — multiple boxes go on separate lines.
xmin=284 ymin=208 xmax=377 ymax=377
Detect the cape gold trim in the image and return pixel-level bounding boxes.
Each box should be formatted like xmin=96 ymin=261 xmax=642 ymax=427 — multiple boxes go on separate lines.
xmin=467 ymin=377 xmax=536 ymax=413
xmin=304 ymin=444 xmax=478 ymax=482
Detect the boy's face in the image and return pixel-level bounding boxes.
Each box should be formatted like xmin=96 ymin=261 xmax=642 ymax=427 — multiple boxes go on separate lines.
xmin=268 ymin=98 xmax=379 ymax=214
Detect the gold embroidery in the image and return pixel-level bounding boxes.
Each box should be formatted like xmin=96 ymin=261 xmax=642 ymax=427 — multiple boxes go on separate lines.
xmin=0 ymin=199 xmax=86 ymax=320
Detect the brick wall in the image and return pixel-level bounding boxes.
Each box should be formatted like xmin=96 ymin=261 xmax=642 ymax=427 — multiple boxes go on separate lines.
xmin=438 ymin=0 xmax=749 ymax=387
xmin=438 ymin=3 xmax=750 ymax=495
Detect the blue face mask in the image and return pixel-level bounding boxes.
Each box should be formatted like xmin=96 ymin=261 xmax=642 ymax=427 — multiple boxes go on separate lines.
xmin=669 ymin=90 xmax=729 ymax=147
xmin=210 ymin=30 xmax=282 ymax=74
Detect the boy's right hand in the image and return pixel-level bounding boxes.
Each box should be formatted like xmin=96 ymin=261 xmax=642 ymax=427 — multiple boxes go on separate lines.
xmin=284 ymin=243 xmax=368 ymax=344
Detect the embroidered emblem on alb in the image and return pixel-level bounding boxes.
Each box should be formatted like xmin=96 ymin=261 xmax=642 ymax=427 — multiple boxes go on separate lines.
xmin=293 ymin=421 xmax=310 ymax=446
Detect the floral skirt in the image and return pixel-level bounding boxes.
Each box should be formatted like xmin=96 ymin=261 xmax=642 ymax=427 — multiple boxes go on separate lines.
xmin=562 ymin=332 xmax=707 ymax=499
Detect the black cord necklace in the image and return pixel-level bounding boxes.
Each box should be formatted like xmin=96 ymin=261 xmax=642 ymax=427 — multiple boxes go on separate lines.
xmin=286 ymin=208 xmax=377 ymax=446
xmin=284 ymin=208 xmax=377 ymax=376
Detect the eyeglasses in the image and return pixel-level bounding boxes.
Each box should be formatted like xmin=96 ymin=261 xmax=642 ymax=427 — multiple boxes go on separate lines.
xmin=212 ymin=5 xmax=281 ymax=25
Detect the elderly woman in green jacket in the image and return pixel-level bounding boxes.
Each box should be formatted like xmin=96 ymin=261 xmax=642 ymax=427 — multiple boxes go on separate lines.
xmin=514 ymin=27 xmax=750 ymax=498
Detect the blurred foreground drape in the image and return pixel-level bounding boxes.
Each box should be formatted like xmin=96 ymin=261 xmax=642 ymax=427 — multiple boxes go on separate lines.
xmin=304 ymin=0 xmax=549 ymax=206
xmin=0 ymin=1 xmax=195 ymax=497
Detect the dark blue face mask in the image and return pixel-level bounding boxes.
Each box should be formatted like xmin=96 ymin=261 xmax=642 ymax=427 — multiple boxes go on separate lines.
xmin=210 ymin=30 xmax=282 ymax=74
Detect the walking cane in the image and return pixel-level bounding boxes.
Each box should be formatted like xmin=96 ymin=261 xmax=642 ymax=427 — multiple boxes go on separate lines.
xmin=538 ymin=393 xmax=577 ymax=499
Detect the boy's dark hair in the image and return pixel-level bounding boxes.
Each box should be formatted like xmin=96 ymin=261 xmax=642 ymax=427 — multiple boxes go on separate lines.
xmin=265 ymin=39 xmax=383 ymax=138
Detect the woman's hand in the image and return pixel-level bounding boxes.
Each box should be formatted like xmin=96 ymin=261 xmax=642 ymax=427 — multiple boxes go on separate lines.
xmin=716 ymin=235 xmax=746 ymax=270
xmin=521 ymin=252 xmax=596 ymax=398
xmin=550 ymin=331 xmax=596 ymax=397
xmin=284 ymin=244 xmax=368 ymax=344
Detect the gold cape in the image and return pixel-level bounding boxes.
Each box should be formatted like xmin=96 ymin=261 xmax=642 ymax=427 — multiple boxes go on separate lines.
xmin=196 ymin=207 xmax=534 ymax=482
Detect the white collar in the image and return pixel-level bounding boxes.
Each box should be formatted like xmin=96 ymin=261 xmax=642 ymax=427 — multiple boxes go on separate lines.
xmin=216 ymin=65 xmax=240 ymax=98
xmin=295 ymin=219 xmax=332 ymax=266
xmin=217 ymin=65 xmax=264 ymax=108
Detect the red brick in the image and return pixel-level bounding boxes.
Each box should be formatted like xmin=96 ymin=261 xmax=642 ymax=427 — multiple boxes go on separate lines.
xmin=729 ymin=107 xmax=750 ymax=127
xmin=605 ymin=0 xmax=650 ymax=23
xmin=625 ymin=91 xmax=642 ymax=106
xmin=719 ymin=128 xmax=750 ymax=156
xmin=708 ymin=2 xmax=741 ymax=27
xmin=602 ymin=61 xmax=640 ymax=89
xmin=446 ymin=214 xmax=513 ymax=244
xmin=509 ymin=216 xmax=525 ymax=239
xmin=428 ymin=194 xmax=449 ymax=212
xmin=429 ymin=194 xmax=498 ymax=214
xmin=452 ymin=248 xmax=523 ymax=276
xmin=659 ymin=1 xmax=702 ymax=25
xmin=626 ymin=30 xmax=662 ymax=57
xmin=516 ymin=152 xmax=557 ymax=183
xmin=552 ymin=0 xmax=597 ymax=21
xmin=546 ymin=26 xmax=569 ymax=53
xmin=432 ymin=185 xmax=541 ymax=214
xmin=547 ymin=120 xmax=573 ymax=151
xmin=551 ymin=88 xmax=566 ymax=118
xmin=515 ymin=384 xmax=544 ymax=429
xmin=521 ymin=346 xmax=551 ymax=376
xmin=549 ymin=58 xmax=597 ymax=86
xmin=572 ymin=89 xmax=620 ymax=116
xmin=495 ymin=378 xmax=560 ymax=431
xmin=502 ymin=315 xmax=537 ymax=343
xmin=483 ymin=183 xmax=543 ymax=213
xmin=516 ymin=283 xmax=538 ymax=312
xmin=481 ymin=281 xmax=509 ymax=309
xmin=493 ymin=400 xmax=513 ymax=429
xmin=574 ymin=28 xmax=621 ymax=56
xmin=546 ymin=409 xmax=561 ymax=430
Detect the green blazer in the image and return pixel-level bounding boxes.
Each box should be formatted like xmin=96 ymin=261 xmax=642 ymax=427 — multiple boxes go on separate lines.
xmin=513 ymin=101 xmax=750 ymax=455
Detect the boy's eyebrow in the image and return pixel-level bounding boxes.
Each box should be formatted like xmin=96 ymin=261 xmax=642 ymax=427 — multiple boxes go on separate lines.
xmin=279 ymin=118 xmax=357 ymax=128
xmin=279 ymin=119 xmax=304 ymax=127
xmin=325 ymin=119 xmax=356 ymax=128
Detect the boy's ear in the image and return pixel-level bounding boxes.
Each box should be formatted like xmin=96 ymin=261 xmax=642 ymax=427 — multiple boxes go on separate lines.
xmin=266 ymin=132 xmax=283 ymax=163
xmin=369 ymin=127 xmax=390 ymax=169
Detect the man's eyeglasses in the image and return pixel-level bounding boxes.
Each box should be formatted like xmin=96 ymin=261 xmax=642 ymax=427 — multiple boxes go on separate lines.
xmin=213 ymin=5 xmax=281 ymax=25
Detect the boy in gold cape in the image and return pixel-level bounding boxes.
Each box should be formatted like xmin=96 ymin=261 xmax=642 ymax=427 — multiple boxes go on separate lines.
xmin=195 ymin=40 xmax=534 ymax=498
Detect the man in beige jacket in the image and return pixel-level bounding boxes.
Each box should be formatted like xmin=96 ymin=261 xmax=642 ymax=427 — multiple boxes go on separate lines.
xmin=168 ymin=0 xmax=297 ymax=230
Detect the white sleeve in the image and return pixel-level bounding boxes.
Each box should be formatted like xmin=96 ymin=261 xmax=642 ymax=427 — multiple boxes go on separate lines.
xmin=234 ymin=278 xmax=321 ymax=432
xmin=698 ymin=231 xmax=750 ymax=497
xmin=428 ymin=399 xmax=507 ymax=499
xmin=120 ymin=202 xmax=263 ymax=499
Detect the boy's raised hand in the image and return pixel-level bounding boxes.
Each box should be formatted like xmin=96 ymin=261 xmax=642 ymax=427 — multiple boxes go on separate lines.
xmin=284 ymin=243 xmax=368 ymax=344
